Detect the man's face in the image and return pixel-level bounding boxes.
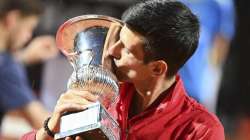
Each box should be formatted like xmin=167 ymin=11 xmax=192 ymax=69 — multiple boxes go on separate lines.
xmin=9 ymin=15 xmax=39 ymax=50
xmin=107 ymin=25 xmax=152 ymax=83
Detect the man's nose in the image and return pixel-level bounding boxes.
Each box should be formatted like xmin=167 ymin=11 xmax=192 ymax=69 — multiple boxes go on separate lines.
xmin=107 ymin=40 xmax=121 ymax=59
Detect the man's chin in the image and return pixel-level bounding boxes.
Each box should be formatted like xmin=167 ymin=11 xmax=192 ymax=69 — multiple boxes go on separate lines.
xmin=111 ymin=63 xmax=129 ymax=82
xmin=115 ymin=72 xmax=129 ymax=83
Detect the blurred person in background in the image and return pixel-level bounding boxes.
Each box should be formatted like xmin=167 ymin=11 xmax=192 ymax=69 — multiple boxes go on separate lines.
xmin=179 ymin=0 xmax=235 ymax=113
xmin=217 ymin=0 xmax=250 ymax=140
xmin=0 ymin=0 xmax=58 ymax=136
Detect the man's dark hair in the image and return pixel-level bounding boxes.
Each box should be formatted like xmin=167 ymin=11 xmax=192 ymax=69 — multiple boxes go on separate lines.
xmin=0 ymin=0 xmax=43 ymax=19
xmin=122 ymin=0 xmax=200 ymax=77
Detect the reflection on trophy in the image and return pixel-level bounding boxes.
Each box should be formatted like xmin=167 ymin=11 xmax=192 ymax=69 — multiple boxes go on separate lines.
xmin=54 ymin=15 xmax=123 ymax=140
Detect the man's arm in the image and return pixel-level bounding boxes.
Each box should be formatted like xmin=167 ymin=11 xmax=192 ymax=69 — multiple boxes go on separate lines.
xmin=18 ymin=101 xmax=50 ymax=129
xmin=21 ymin=130 xmax=37 ymax=140
xmin=21 ymin=90 xmax=97 ymax=140
xmin=15 ymin=35 xmax=58 ymax=65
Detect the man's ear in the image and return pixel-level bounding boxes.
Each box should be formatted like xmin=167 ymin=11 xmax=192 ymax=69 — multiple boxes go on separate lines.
xmin=149 ymin=60 xmax=168 ymax=77
xmin=3 ymin=10 xmax=20 ymax=30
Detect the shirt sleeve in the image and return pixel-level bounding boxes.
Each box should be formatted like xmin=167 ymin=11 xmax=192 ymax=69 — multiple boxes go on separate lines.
xmin=20 ymin=130 xmax=37 ymax=140
xmin=208 ymin=125 xmax=225 ymax=140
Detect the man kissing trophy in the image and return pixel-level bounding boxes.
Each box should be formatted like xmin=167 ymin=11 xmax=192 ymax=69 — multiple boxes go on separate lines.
xmin=54 ymin=15 xmax=123 ymax=140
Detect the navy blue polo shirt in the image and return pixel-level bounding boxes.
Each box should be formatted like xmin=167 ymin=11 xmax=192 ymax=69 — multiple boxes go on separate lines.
xmin=0 ymin=52 xmax=35 ymax=125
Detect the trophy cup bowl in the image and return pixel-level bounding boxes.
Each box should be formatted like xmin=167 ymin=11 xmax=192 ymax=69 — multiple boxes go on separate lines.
xmin=54 ymin=15 xmax=123 ymax=140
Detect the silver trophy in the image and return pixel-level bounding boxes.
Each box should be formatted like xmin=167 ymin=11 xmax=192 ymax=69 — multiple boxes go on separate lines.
xmin=54 ymin=15 xmax=123 ymax=140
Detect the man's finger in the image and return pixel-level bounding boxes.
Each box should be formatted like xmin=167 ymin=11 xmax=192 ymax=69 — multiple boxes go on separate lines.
xmin=57 ymin=98 xmax=93 ymax=108
xmin=65 ymin=137 xmax=73 ymax=140
xmin=65 ymin=90 xmax=98 ymax=102
xmin=76 ymin=136 xmax=84 ymax=140
xmin=55 ymin=103 xmax=87 ymax=115
xmin=72 ymin=90 xmax=98 ymax=102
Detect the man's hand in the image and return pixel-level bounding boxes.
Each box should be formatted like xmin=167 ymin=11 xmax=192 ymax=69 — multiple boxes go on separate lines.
xmin=48 ymin=90 xmax=98 ymax=132
xmin=36 ymin=90 xmax=97 ymax=140
xmin=15 ymin=35 xmax=59 ymax=65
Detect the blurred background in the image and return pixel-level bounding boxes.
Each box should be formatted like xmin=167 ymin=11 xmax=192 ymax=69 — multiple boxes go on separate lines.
xmin=0 ymin=0 xmax=249 ymax=140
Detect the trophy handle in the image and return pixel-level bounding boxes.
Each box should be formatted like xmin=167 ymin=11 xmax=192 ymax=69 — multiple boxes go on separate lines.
xmin=56 ymin=15 xmax=123 ymax=57
xmin=102 ymin=23 xmax=123 ymax=69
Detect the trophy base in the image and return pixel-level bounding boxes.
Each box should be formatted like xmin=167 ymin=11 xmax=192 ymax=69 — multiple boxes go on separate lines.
xmin=55 ymin=125 xmax=111 ymax=140
xmin=54 ymin=102 xmax=120 ymax=140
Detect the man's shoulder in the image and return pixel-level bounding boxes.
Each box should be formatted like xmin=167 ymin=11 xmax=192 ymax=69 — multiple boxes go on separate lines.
xmin=174 ymin=77 xmax=223 ymax=129
xmin=172 ymin=96 xmax=225 ymax=139
xmin=184 ymin=95 xmax=224 ymax=130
